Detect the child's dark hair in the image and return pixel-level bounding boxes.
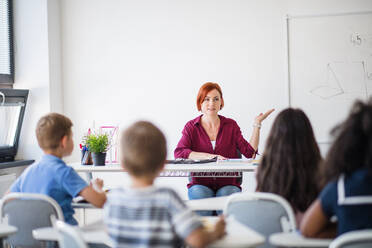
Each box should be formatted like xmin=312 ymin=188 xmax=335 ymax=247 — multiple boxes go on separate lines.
xmin=120 ymin=121 xmax=167 ymax=177
xmin=36 ymin=113 xmax=73 ymax=150
xmin=256 ymin=108 xmax=321 ymax=212
xmin=322 ymin=98 xmax=372 ymax=184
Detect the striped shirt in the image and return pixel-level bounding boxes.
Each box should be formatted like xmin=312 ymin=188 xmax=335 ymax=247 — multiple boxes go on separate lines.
xmin=103 ymin=186 xmax=202 ymax=248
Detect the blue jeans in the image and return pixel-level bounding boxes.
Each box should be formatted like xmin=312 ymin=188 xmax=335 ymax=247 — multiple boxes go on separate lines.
xmin=188 ymin=185 xmax=241 ymax=216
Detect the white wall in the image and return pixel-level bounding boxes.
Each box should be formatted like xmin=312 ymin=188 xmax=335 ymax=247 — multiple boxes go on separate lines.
xmin=13 ymin=0 xmax=50 ymax=161
xmin=13 ymin=0 xmax=63 ymax=161
xmin=287 ymin=0 xmax=372 ymax=15
xmin=61 ymin=0 xmax=289 ymax=163
xmin=47 ymin=0 xmax=64 ymax=114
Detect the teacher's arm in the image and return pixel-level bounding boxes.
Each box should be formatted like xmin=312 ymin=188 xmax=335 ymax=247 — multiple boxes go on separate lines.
xmin=174 ymin=124 xmax=194 ymax=159
xmin=249 ymin=109 xmax=275 ymax=152
xmin=189 ymin=151 xmax=225 ymax=160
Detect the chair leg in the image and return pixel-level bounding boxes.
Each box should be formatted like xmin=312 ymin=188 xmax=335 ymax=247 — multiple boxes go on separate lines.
xmin=41 ymin=241 xmax=59 ymax=248
xmin=2 ymin=240 xmax=11 ymax=248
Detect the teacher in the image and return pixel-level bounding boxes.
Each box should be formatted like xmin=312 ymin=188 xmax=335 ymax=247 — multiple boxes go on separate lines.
xmin=174 ymin=82 xmax=274 ymax=215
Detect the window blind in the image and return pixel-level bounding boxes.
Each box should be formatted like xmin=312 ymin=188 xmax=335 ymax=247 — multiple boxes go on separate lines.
xmin=0 ymin=0 xmax=13 ymax=85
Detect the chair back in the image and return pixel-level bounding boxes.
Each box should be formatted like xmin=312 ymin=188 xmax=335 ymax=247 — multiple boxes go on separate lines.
xmin=330 ymin=230 xmax=372 ymax=248
xmin=223 ymin=192 xmax=297 ymax=248
xmin=56 ymin=220 xmax=88 ymax=248
xmin=0 ymin=193 xmax=64 ymax=247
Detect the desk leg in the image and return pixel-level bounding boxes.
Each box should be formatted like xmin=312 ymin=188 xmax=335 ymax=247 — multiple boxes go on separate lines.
xmin=82 ymin=172 xmax=92 ymax=226
xmin=83 ymin=208 xmax=86 ymax=226
xmin=85 ymin=172 xmax=93 ymax=181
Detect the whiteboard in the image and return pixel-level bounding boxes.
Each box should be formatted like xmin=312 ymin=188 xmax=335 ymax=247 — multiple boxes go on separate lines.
xmin=287 ymin=12 xmax=372 ymax=143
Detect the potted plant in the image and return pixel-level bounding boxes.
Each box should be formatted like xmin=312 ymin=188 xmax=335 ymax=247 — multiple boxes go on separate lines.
xmin=85 ymin=133 xmax=109 ymax=166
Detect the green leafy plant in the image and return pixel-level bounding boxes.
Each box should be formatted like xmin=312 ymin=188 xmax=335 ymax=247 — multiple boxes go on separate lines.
xmin=85 ymin=133 xmax=109 ymax=153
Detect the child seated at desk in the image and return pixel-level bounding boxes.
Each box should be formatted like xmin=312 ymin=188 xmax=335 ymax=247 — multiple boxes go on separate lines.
xmin=103 ymin=121 xmax=225 ymax=248
xmin=8 ymin=113 xmax=106 ymax=225
xmin=301 ymin=99 xmax=372 ymax=238
xmin=255 ymin=108 xmax=321 ymax=227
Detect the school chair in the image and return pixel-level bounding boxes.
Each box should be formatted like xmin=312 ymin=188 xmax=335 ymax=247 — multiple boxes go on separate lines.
xmin=329 ymin=229 xmax=372 ymax=248
xmin=223 ymin=192 xmax=297 ymax=248
xmin=0 ymin=193 xmax=64 ymax=248
xmin=55 ymin=220 xmax=88 ymax=248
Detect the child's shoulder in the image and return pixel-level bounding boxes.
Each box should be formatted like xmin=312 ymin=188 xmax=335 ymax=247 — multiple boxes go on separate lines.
xmin=108 ymin=186 xmax=179 ymax=199
xmin=37 ymin=155 xmax=69 ymax=169
xmin=155 ymin=187 xmax=184 ymax=203
xmin=156 ymin=186 xmax=179 ymax=195
xmin=107 ymin=187 xmax=126 ymax=195
xmin=350 ymin=168 xmax=372 ymax=180
xmin=25 ymin=157 xmax=68 ymax=174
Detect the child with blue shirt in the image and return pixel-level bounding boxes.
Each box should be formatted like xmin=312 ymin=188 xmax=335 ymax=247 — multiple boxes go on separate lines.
xmin=9 ymin=113 xmax=106 ymax=225
xmin=300 ymin=99 xmax=372 ymax=238
xmin=103 ymin=121 xmax=226 ymax=248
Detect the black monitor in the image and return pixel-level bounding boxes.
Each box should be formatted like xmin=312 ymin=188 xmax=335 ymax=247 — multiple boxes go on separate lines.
xmin=0 ymin=89 xmax=29 ymax=162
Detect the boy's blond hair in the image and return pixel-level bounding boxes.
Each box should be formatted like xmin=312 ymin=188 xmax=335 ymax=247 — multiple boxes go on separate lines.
xmin=36 ymin=113 xmax=73 ymax=150
xmin=120 ymin=121 xmax=167 ymax=177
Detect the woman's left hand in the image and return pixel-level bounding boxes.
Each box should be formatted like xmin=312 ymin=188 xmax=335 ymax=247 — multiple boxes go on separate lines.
xmin=255 ymin=109 xmax=275 ymax=124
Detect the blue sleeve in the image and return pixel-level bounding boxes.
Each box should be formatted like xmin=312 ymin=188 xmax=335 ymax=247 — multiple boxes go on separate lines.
xmin=9 ymin=166 xmax=30 ymax=192
xmin=61 ymin=167 xmax=88 ymax=197
xmin=319 ymin=181 xmax=337 ymax=218
xmin=9 ymin=177 xmax=21 ymax=192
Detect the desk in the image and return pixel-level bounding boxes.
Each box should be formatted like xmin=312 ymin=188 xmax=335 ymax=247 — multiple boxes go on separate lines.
xmin=70 ymin=162 xmax=257 ymax=173
xmin=186 ymin=196 xmax=229 ymax=211
xmin=72 ymin=196 xmax=230 ymax=225
xmin=33 ymin=221 xmax=112 ymax=246
xmin=73 ymin=196 xmax=230 ymax=211
xmin=0 ymin=160 xmax=34 ymax=169
xmin=269 ymin=232 xmax=332 ymax=247
xmin=0 ymin=224 xmax=17 ymax=248
xmin=33 ymin=217 xmax=265 ymax=248
xmin=70 ymin=162 xmax=258 ymax=181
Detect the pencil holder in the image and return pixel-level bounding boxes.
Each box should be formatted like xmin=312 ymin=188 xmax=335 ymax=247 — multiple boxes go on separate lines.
xmin=81 ymin=149 xmax=93 ymax=165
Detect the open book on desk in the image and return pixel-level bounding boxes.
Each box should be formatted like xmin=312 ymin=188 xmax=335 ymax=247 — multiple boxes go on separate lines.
xmin=166 ymin=157 xmax=218 ymax=164
xmin=166 ymin=157 xmax=259 ymax=165
xmin=73 ymin=196 xmax=88 ymax=203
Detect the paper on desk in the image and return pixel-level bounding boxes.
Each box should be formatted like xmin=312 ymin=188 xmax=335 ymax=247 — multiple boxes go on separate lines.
xmin=216 ymin=158 xmax=259 ymax=164
xmin=81 ymin=220 xmax=105 ymax=231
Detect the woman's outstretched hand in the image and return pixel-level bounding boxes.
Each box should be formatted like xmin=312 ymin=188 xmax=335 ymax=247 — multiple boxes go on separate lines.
xmin=255 ymin=108 xmax=275 ymax=124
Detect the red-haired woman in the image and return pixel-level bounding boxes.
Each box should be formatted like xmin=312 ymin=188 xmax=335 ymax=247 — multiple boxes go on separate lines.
xmin=174 ymin=82 xmax=274 ymax=215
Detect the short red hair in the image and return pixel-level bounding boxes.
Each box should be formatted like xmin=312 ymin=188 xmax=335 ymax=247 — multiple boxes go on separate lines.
xmin=196 ymin=82 xmax=224 ymax=111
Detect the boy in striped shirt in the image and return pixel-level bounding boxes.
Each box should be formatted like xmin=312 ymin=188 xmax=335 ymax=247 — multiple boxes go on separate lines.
xmin=103 ymin=121 xmax=225 ymax=248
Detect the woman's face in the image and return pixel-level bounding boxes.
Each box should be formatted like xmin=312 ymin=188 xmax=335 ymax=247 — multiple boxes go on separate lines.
xmin=201 ymin=89 xmax=222 ymax=116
